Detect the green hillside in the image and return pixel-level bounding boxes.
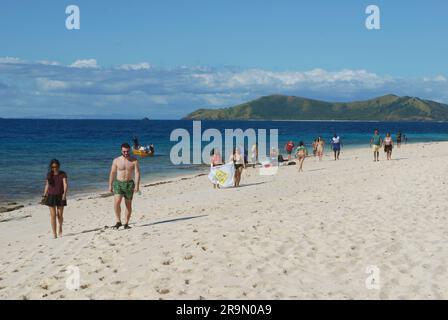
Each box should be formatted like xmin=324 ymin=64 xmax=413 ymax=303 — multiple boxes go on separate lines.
xmin=183 ymin=94 xmax=448 ymax=121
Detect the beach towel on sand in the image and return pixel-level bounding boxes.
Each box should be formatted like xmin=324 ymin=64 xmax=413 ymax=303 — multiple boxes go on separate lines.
xmin=208 ymin=162 xmax=235 ymax=188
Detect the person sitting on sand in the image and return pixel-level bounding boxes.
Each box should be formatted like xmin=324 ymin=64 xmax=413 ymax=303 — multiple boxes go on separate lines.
xmin=229 ymin=147 xmax=245 ymax=187
xmin=108 ymin=143 xmax=140 ymax=230
xmin=295 ymin=141 xmax=308 ymax=172
xmin=331 ymin=134 xmax=342 ymax=161
xmin=384 ymin=133 xmax=394 ymax=160
xmin=316 ymin=137 xmax=325 ymax=161
xmin=42 ymin=159 xmax=68 ymax=239
xmin=278 ymin=153 xmax=289 ymax=165
xmin=210 ymin=148 xmax=222 ymax=189
xmin=370 ymin=129 xmax=383 ymax=162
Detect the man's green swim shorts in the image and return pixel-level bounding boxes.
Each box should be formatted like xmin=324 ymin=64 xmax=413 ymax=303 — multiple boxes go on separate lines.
xmin=113 ymin=180 xmax=135 ymax=200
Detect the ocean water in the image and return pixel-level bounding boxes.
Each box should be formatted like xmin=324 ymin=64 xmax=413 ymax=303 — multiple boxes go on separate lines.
xmin=1 ymin=119 xmax=448 ymax=205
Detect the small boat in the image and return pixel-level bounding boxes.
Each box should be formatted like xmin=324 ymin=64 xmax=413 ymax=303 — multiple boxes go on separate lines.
xmin=132 ymin=149 xmax=154 ymax=157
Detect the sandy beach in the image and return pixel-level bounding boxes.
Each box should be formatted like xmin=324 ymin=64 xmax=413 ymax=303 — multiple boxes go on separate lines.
xmin=1 ymin=141 xmax=448 ymax=300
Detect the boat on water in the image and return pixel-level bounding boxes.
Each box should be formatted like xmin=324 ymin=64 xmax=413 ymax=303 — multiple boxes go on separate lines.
xmin=133 ymin=148 xmax=154 ymax=157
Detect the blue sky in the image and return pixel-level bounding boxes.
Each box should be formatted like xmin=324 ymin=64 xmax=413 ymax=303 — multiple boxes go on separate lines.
xmin=1 ymin=0 xmax=448 ymax=118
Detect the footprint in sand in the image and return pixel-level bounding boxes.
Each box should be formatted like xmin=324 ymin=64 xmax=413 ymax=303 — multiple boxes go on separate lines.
xmin=157 ymin=288 xmax=170 ymax=294
xmin=162 ymin=259 xmax=173 ymax=265
xmin=39 ymin=283 xmax=49 ymax=290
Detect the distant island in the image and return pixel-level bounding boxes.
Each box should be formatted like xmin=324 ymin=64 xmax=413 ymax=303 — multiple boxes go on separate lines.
xmin=183 ymin=94 xmax=448 ymax=121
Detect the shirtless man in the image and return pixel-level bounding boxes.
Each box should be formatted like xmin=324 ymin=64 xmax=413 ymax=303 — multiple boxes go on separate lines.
xmin=108 ymin=143 xmax=140 ymax=229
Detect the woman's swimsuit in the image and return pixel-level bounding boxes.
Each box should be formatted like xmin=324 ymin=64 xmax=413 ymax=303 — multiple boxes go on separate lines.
xmin=296 ymin=146 xmax=307 ymax=159
xmin=317 ymin=141 xmax=324 ymax=153
xmin=384 ymin=138 xmax=393 ymax=152
xmin=232 ymin=155 xmax=244 ymax=170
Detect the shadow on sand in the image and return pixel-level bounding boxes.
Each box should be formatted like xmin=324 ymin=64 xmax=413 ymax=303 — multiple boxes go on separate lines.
xmin=236 ymin=181 xmax=268 ymax=188
xmin=137 ymin=214 xmax=208 ymax=228
xmin=63 ymin=215 xmax=208 ymax=237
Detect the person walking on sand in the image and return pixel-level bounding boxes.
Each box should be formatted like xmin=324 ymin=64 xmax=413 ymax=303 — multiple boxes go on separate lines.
xmin=108 ymin=143 xmax=140 ymax=230
xmin=370 ymin=129 xmax=383 ymax=162
xmin=42 ymin=159 xmax=68 ymax=239
xmin=312 ymin=139 xmax=318 ymax=157
xmin=396 ymin=131 xmax=402 ymax=149
xmin=285 ymin=140 xmax=295 ymax=161
xmin=250 ymin=143 xmax=258 ymax=168
xmin=229 ymin=147 xmax=245 ymax=187
xmin=210 ymin=148 xmax=222 ymax=189
xmin=384 ymin=133 xmax=394 ymax=160
xmin=295 ymin=141 xmax=308 ymax=172
xmin=331 ymin=134 xmax=342 ymax=160
xmin=316 ymin=137 xmax=325 ymax=161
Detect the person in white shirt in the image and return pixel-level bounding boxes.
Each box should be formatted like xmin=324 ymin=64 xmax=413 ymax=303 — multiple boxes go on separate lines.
xmin=331 ymin=134 xmax=342 ymax=160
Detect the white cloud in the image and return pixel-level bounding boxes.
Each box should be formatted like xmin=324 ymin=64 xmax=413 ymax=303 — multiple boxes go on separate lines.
xmin=118 ymin=62 xmax=151 ymax=71
xmin=36 ymin=78 xmax=68 ymax=91
xmin=424 ymin=75 xmax=447 ymax=82
xmin=1 ymin=56 xmax=448 ymax=118
xmin=190 ymin=68 xmax=386 ymax=92
xmin=70 ymin=59 xmax=99 ymax=69
xmin=0 ymin=56 xmax=25 ymax=64
xmin=38 ymin=60 xmax=61 ymax=66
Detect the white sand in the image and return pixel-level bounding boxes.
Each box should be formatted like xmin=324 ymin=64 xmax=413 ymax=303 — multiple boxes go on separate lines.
xmin=1 ymin=142 xmax=448 ymax=300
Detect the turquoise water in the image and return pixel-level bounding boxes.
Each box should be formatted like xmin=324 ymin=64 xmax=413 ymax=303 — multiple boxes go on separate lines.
xmin=1 ymin=119 xmax=448 ymax=205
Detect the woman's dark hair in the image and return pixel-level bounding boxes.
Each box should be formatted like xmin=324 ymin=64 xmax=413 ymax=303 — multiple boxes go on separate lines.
xmin=299 ymin=141 xmax=304 ymax=146
xmin=47 ymin=159 xmax=60 ymax=186
xmin=210 ymin=149 xmax=215 ymax=156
